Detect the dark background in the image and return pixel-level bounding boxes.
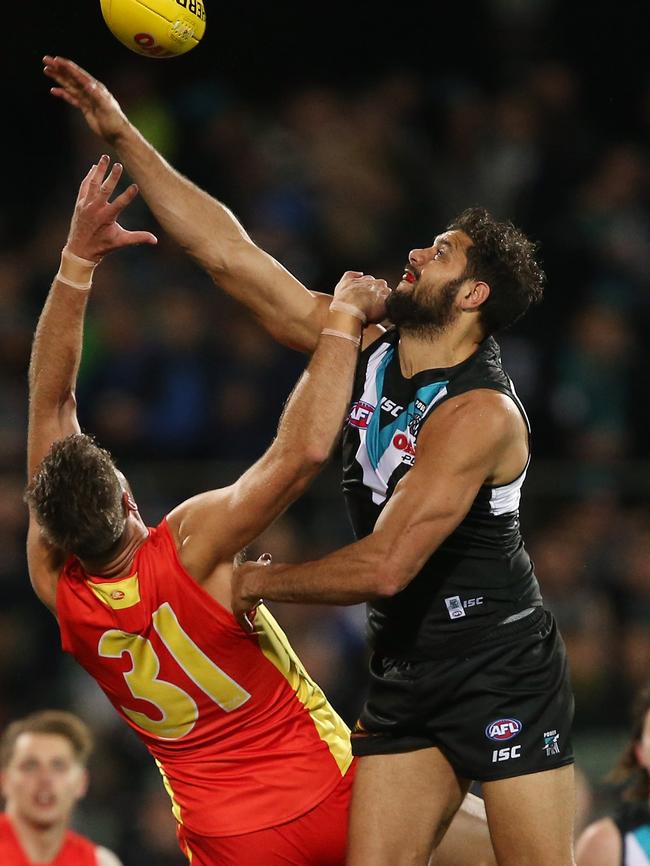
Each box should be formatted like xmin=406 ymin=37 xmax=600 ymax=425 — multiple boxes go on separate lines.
xmin=1 ymin=1 xmax=649 ymax=861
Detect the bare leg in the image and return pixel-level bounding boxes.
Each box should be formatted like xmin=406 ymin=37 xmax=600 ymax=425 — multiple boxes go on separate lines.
xmin=346 ymin=748 xmax=470 ymax=866
xmin=432 ymin=792 xmax=497 ymax=866
xmin=482 ymin=765 xmax=576 ymax=866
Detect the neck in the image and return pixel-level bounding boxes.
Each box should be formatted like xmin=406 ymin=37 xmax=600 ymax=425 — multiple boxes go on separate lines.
xmin=396 ymin=325 xmax=484 ymax=378
xmin=80 ymin=518 xmax=148 ymax=578
xmin=6 ymin=808 xmax=67 ymax=864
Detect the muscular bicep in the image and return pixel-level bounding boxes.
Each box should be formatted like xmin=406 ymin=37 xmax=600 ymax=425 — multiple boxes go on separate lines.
xmin=26 ymin=514 xmax=64 ymax=616
xmin=214 ymin=246 xmax=384 ymax=353
xmin=372 ymin=393 xmax=519 ymax=590
xmin=26 ymin=397 xmax=80 ymax=615
xmin=27 ymin=394 xmax=81 ymax=481
xmin=215 ymin=242 xmax=329 ymax=352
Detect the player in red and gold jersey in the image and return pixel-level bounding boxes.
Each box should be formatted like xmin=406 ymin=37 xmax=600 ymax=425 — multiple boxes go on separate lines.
xmin=24 ymin=157 xmax=391 ymax=866
xmin=25 ymin=156 xmax=495 ymax=865
xmin=0 ymin=710 xmax=121 ymax=866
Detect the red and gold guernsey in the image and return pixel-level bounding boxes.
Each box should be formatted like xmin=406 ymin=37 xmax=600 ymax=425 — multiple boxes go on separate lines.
xmin=56 ymin=519 xmax=353 ymax=837
xmin=0 ymin=814 xmax=98 ymax=865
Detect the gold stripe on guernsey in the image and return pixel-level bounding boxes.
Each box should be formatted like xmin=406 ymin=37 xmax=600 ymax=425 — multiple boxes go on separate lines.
xmin=155 ymin=758 xmax=184 ymax=827
xmin=255 ymin=605 xmax=352 ymax=774
xmin=86 ymin=573 xmax=141 ymax=610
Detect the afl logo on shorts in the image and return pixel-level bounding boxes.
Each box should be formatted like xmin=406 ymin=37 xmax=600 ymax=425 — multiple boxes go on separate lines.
xmin=348 ymin=401 xmax=375 ymax=429
xmin=485 ymin=718 xmax=522 ymax=741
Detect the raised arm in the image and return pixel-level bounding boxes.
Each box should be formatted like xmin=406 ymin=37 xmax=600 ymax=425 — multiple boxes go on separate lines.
xmin=43 ymin=56 xmax=342 ymax=352
xmin=166 ymin=272 xmax=389 ymax=586
xmin=26 ymin=156 xmax=157 ymax=608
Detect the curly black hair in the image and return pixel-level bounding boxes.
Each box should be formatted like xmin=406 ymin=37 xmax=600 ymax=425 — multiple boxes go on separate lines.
xmin=447 ymin=207 xmax=545 ymax=335
xmin=25 ymin=433 xmax=126 ymax=560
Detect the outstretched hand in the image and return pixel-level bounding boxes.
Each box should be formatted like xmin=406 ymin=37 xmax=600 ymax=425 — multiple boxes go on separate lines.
xmin=43 ymin=56 xmax=127 ymax=142
xmin=67 ymin=156 xmax=158 ymax=263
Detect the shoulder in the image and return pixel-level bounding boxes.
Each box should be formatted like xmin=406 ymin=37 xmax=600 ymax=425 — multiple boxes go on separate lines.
xmin=421 ymin=388 xmax=522 ymax=445
xmin=575 ymin=817 xmax=621 ymax=866
xmin=96 ymin=845 xmax=124 ymax=866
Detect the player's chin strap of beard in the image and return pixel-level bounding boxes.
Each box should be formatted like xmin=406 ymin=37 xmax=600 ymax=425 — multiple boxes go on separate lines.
xmin=242 ymin=553 xmax=272 ymax=632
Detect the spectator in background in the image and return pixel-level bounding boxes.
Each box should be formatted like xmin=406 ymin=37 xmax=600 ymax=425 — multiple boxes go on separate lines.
xmin=0 ymin=709 xmax=122 ymax=866
xmin=576 ymin=683 xmax=650 ymax=865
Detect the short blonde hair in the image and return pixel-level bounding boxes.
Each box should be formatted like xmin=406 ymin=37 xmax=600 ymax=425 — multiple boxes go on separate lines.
xmin=0 ymin=710 xmax=94 ymax=768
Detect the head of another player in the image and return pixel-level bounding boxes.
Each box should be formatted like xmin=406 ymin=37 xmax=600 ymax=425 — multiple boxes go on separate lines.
xmin=609 ymin=683 xmax=650 ymax=803
xmin=25 ymin=433 xmax=143 ymax=564
xmin=0 ymin=710 xmax=93 ymax=828
xmin=388 ymin=206 xmax=545 ymax=338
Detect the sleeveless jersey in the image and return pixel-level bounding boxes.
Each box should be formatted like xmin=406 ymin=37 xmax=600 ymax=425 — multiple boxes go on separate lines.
xmin=0 ymin=814 xmax=97 ymax=865
xmin=342 ymin=329 xmax=542 ymax=659
xmin=56 ymin=520 xmax=352 ymax=837
xmin=614 ymin=802 xmax=650 ymax=865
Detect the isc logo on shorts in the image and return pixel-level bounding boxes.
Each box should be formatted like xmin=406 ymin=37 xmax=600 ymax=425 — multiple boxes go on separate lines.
xmin=492 ymin=745 xmax=521 ymax=763
xmin=485 ymin=718 xmax=522 ymax=741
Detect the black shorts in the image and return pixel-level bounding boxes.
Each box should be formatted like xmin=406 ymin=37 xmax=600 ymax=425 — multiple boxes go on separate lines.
xmin=351 ymin=607 xmax=574 ymax=781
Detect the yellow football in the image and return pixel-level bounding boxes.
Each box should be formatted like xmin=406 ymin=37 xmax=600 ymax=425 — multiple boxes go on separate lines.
xmin=100 ymin=0 xmax=206 ymax=58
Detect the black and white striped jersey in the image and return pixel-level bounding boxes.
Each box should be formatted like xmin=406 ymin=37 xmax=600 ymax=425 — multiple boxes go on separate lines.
xmin=341 ymin=328 xmax=542 ymax=659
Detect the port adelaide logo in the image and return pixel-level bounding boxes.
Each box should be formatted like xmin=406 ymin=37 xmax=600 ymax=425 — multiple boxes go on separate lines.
xmin=485 ymin=718 xmax=522 ymax=741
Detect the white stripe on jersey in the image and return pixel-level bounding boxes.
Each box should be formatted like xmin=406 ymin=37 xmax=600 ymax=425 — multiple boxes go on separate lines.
xmin=368 ymin=385 xmax=448 ymax=505
xmin=488 ymin=463 xmax=529 ymax=516
xmin=626 ymin=832 xmax=650 ymax=865
xmin=354 ymin=341 xmax=393 ymax=505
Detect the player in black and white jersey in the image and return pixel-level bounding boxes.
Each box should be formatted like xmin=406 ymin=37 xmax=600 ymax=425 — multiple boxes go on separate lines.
xmin=231 ymin=211 xmax=575 ymax=866
xmin=45 ymin=57 xmax=575 ymax=866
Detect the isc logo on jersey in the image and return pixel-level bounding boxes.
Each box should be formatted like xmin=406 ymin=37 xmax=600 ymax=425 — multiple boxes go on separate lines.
xmin=348 ymin=401 xmax=375 ymax=429
xmin=485 ymin=718 xmax=522 ymax=741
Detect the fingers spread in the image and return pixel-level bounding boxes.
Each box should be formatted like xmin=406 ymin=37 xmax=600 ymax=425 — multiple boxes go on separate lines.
xmin=101 ymin=162 xmax=124 ymax=200
xmin=108 ymin=182 xmax=139 ymax=215
xmin=89 ymin=154 xmax=111 ymax=192
xmin=77 ymin=164 xmax=97 ymax=202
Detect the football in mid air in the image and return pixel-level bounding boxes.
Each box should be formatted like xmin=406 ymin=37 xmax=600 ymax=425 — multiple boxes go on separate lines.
xmin=100 ymin=0 xmax=206 ymax=58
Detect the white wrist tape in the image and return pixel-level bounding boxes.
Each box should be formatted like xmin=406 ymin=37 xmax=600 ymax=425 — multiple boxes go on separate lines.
xmin=55 ymin=247 xmax=98 ymax=291
xmin=321 ymin=328 xmax=361 ymax=347
xmin=329 ymin=300 xmax=367 ymax=323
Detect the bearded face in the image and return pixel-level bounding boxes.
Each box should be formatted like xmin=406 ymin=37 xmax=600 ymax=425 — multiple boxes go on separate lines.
xmin=386 ymin=274 xmax=465 ymax=335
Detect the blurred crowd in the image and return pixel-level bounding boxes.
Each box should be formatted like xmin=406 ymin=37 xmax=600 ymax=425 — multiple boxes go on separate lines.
xmin=2 ymin=8 xmax=650 ymax=861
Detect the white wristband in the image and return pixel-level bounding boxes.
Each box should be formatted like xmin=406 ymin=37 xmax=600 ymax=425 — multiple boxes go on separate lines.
xmin=55 ymin=247 xmax=98 ymax=291
xmin=321 ymin=328 xmax=361 ymax=347
xmin=329 ymin=300 xmax=367 ymax=324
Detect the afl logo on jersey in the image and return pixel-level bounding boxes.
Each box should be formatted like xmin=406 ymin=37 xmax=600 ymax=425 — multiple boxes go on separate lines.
xmin=348 ymin=401 xmax=375 ymax=429
xmin=110 ymin=590 xmax=126 ymax=601
xmin=485 ymin=719 xmax=522 ymax=741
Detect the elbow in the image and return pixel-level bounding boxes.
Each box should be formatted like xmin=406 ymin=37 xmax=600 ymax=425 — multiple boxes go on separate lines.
xmin=275 ymin=448 xmax=328 ymax=497
xmin=288 ymin=445 xmax=330 ymax=479
xmin=302 ymin=446 xmax=331 ymax=471
xmin=373 ymin=563 xmax=413 ymax=598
